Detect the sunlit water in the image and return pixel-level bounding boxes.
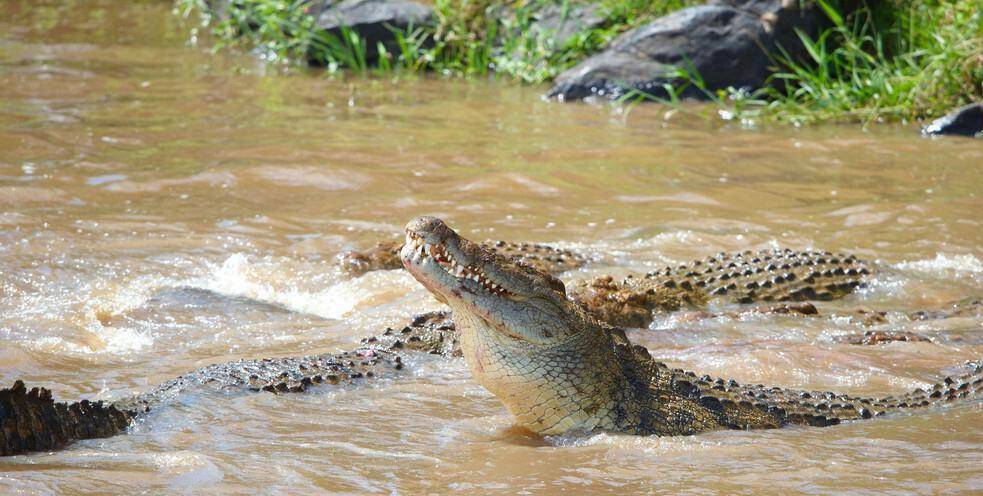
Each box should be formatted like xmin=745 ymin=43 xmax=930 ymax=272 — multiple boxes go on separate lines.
xmin=1 ymin=1 xmax=982 ymax=494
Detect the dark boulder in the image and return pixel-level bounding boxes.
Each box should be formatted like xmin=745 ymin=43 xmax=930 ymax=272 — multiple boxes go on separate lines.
xmin=314 ymin=0 xmax=434 ymax=62
xmin=922 ymin=103 xmax=983 ymax=137
xmin=546 ymin=0 xmax=829 ymax=101
xmin=202 ymin=0 xmax=434 ymax=64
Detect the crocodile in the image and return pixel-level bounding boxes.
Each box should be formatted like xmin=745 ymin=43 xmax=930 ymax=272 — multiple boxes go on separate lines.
xmin=400 ymin=216 xmax=983 ymax=436
xmin=341 ymin=237 xmax=979 ymax=336
xmin=0 ymin=311 xmax=458 ymax=457
xmin=341 ymin=238 xmax=872 ymax=329
xmin=568 ymin=247 xmax=869 ymax=328
xmin=1 ymin=221 xmax=973 ymax=455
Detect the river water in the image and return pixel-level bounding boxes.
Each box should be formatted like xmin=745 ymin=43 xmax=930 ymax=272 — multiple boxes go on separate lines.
xmin=1 ymin=1 xmax=982 ymax=494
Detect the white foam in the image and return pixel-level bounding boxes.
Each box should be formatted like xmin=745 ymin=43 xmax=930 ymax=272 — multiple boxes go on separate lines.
xmin=895 ymin=253 xmax=983 ymax=275
xmin=186 ymin=253 xmax=418 ymax=320
xmin=29 ymin=329 xmax=153 ymax=355
xmin=547 ymin=430 xmax=722 ymax=454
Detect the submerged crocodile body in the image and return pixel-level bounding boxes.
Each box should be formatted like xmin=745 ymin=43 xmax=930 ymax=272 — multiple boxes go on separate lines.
xmin=1 ymin=222 xmax=977 ymax=455
xmin=570 ymin=249 xmax=868 ymax=328
xmin=0 ymin=311 xmax=458 ymax=456
xmin=400 ymin=217 xmax=983 ymax=436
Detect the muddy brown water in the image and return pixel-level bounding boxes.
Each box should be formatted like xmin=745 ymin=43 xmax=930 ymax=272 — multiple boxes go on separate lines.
xmin=2 ymin=1 xmax=982 ymax=494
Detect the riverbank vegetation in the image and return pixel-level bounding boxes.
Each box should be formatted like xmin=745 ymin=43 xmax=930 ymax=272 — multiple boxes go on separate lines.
xmin=175 ymin=0 xmax=696 ymax=79
xmin=696 ymin=0 xmax=983 ymax=125
xmin=174 ymin=0 xmax=982 ymax=125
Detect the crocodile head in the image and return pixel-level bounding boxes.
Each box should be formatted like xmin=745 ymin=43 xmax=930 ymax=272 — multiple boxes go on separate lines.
xmin=401 ymin=216 xmax=625 ymax=435
xmin=401 ymin=216 xmax=581 ymax=343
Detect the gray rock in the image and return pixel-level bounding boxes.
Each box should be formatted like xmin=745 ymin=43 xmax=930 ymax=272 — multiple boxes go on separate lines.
xmin=922 ymin=103 xmax=983 ymax=137
xmin=532 ymin=3 xmax=605 ymax=47
xmin=314 ymin=0 xmax=434 ymax=62
xmin=546 ymin=0 xmax=826 ymax=101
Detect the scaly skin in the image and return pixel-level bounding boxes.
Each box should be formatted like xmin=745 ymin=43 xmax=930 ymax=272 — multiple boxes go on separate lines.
xmin=400 ymin=216 xmax=983 ymax=436
xmin=572 ymin=250 xmax=869 ymax=328
xmin=1 ymin=243 xmax=861 ymax=456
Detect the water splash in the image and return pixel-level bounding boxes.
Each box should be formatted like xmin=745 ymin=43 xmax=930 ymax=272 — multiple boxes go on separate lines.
xmin=187 ymin=253 xmax=418 ymax=320
xmin=895 ymin=253 xmax=983 ymax=275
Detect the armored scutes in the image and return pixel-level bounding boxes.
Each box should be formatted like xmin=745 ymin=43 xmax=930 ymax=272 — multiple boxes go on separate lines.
xmin=569 ymin=247 xmax=868 ymax=328
xmin=400 ymin=216 xmax=983 ymax=436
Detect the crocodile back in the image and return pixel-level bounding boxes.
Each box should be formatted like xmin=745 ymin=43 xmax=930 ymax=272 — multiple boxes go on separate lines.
xmin=644 ymin=249 xmax=870 ymax=304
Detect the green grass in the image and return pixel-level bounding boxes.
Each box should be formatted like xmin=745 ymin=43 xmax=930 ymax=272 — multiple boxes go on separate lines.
xmin=757 ymin=0 xmax=983 ymax=125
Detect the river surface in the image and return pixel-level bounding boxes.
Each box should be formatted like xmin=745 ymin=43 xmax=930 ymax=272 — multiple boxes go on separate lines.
xmin=1 ymin=1 xmax=982 ymax=494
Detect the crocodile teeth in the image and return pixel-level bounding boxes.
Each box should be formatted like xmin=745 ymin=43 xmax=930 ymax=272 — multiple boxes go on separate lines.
xmin=419 ymin=240 xmax=513 ymax=297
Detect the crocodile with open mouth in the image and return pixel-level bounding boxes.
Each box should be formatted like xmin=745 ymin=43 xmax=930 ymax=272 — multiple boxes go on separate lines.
xmin=400 ymin=216 xmax=983 ymax=436
xmin=1 ymin=219 xmax=977 ymax=455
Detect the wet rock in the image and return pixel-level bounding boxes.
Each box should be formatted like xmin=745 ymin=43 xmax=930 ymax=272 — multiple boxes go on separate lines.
xmin=313 ymin=0 xmax=434 ymax=62
xmin=922 ymin=103 xmax=983 ymax=137
xmin=546 ymin=0 xmax=829 ymax=101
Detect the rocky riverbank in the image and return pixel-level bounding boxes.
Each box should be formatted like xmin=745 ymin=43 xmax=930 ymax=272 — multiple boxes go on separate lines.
xmin=186 ymin=0 xmax=982 ymax=133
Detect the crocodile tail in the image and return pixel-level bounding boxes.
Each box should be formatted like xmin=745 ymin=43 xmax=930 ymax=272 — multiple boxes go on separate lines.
xmin=873 ymin=360 xmax=983 ymax=414
xmin=1 ymin=380 xmax=133 ymax=456
xmin=682 ymin=360 xmax=983 ymax=429
xmin=769 ymin=360 xmax=983 ymax=426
